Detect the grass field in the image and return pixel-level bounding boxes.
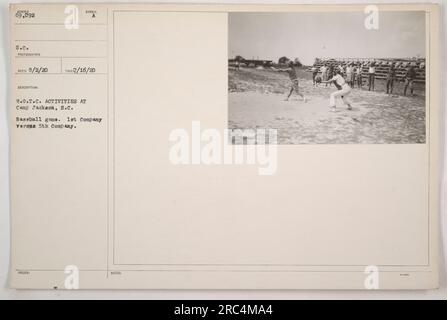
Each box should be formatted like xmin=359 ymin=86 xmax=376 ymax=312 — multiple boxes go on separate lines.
xmin=228 ymin=68 xmax=426 ymax=144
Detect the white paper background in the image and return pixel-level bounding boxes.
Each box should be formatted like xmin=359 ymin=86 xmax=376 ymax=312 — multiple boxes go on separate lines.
xmin=0 ymin=0 xmax=446 ymax=299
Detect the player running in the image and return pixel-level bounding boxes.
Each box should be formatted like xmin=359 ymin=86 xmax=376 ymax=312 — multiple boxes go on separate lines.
xmin=275 ymin=60 xmax=308 ymax=102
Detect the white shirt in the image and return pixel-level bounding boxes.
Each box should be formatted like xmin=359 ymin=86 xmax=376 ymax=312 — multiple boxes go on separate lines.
xmin=330 ymin=74 xmax=347 ymax=87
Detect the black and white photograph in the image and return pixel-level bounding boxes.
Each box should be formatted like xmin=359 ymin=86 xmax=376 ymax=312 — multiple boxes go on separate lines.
xmin=228 ymin=11 xmax=427 ymax=144
xmin=2 ymin=1 xmax=444 ymax=299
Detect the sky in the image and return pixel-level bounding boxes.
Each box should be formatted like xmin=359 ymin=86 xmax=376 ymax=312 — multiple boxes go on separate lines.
xmin=228 ymin=11 xmax=426 ymax=65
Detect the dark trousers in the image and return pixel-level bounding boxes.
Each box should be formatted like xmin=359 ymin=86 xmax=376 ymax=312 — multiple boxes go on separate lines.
xmin=386 ymin=78 xmax=394 ymax=94
xmin=404 ymin=79 xmax=414 ymax=95
xmin=368 ymin=74 xmax=375 ymax=91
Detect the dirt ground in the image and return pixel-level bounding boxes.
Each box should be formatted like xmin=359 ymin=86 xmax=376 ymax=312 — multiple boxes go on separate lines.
xmin=228 ymin=68 xmax=426 ymax=144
